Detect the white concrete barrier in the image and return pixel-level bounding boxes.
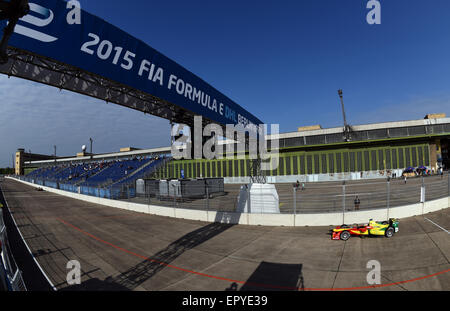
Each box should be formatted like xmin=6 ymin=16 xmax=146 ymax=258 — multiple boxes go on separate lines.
xmin=424 ymin=197 xmax=448 ymax=214
xmin=175 ymin=208 xmax=209 ymax=222
xmin=8 ymin=177 xmax=450 ymax=227
xmin=294 ymin=212 xmax=344 ymax=227
xmin=248 ymin=213 xmax=293 ymax=226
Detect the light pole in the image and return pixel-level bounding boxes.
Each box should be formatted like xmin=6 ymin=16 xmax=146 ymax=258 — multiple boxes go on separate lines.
xmin=89 ymin=138 xmax=93 ymax=154
xmin=338 ymin=89 xmax=352 ymax=142
xmin=54 ymin=145 xmax=57 ymax=162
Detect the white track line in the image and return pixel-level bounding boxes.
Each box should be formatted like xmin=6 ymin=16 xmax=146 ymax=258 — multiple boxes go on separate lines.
xmin=424 ymin=218 xmax=450 ymax=235
xmin=1 ymin=187 xmax=58 ymax=291
xmin=10 ymin=195 xmax=62 ymax=198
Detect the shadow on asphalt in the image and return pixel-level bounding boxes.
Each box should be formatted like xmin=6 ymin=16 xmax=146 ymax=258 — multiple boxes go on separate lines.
xmin=61 ymin=277 xmax=130 ymax=291
xmin=225 ymin=262 xmax=305 ymax=291
xmin=98 ymin=212 xmax=242 ymax=290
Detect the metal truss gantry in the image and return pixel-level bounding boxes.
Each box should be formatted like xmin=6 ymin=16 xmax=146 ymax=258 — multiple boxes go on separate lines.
xmin=0 ymin=47 xmax=216 ymax=128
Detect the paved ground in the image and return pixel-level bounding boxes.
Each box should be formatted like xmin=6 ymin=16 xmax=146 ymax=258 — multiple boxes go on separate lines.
xmin=1 ymin=178 xmax=449 ymax=291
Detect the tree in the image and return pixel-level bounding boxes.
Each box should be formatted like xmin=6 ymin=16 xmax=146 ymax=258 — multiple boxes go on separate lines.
xmin=0 ymin=168 xmax=14 ymax=174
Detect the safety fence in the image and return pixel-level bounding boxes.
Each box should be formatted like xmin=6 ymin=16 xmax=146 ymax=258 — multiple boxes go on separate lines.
xmin=127 ymin=174 xmax=450 ymax=215
xmin=0 ymin=207 xmax=27 ymax=291
xmin=17 ymin=177 xmax=136 ymax=200
xmin=289 ymin=175 xmax=449 ymax=214
xmin=14 ymin=173 xmax=450 ymax=216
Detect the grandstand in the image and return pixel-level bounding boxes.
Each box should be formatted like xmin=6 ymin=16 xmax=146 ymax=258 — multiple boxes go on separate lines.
xmin=27 ymin=157 xmax=160 ymax=185
xmin=21 ymin=152 xmax=169 ymax=200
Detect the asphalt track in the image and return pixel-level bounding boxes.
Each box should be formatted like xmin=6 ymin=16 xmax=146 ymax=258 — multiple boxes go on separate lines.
xmin=1 ymin=178 xmax=449 ymax=291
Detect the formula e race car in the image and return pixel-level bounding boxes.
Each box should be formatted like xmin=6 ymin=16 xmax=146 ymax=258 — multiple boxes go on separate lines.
xmin=332 ymin=218 xmax=399 ymax=241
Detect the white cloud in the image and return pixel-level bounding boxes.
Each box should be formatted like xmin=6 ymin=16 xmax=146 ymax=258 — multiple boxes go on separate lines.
xmin=349 ymin=94 xmax=450 ymax=126
xmin=0 ymin=76 xmax=170 ymax=167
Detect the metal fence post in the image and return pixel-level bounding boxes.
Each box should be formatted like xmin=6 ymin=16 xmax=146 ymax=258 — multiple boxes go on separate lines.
xmin=342 ymin=182 xmax=346 ymax=225
xmin=260 ymin=185 xmax=263 ymax=215
xmin=293 ymin=187 xmax=297 ymax=216
xmin=247 ymin=184 xmax=251 ymax=225
xmin=421 ymin=176 xmax=425 ymax=203
xmin=448 ymin=172 xmax=450 ymax=197
xmin=387 ymin=180 xmax=390 ymax=220
xmin=206 ymin=185 xmax=209 ymax=213
xmin=173 ymin=185 xmax=176 ymax=208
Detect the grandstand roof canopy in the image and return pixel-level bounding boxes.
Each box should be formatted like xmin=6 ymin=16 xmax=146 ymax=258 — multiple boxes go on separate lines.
xmin=266 ymin=117 xmax=450 ymax=150
xmin=25 ymin=146 xmax=171 ymax=166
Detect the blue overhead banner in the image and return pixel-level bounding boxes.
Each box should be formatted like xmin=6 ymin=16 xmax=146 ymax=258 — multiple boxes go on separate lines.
xmin=2 ymin=0 xmax=262 ymax=128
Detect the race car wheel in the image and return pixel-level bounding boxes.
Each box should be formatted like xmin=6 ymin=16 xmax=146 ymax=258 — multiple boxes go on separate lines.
xmin=340 ymin=231 xmax=351 ymax=241
xmin=385 ymin=227 xmax=395 ymax=238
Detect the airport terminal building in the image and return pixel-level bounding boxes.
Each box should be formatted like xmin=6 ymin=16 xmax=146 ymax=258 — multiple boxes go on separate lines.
xmin=158 ymin=114 xmax=450 ymax=182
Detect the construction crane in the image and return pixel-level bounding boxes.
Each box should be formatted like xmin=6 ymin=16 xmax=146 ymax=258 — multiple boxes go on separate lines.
xmin=338 ymin=89 xmax=352 ymax=142
xmin=0 ymin=0 xmax=30 ymax=64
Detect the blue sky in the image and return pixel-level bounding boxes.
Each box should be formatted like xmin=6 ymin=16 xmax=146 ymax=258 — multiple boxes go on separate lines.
xmin=1 ymin=0 xmax=450 ymax=167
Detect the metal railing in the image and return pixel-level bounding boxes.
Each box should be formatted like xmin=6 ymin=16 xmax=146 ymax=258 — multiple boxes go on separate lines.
xmin=0 ymin=223 xmax=27 ymax=291
xmin=15 ymin=172 xmax=449 ymax=216
xmin=10 ymin=270 xmax=27 ymax=291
